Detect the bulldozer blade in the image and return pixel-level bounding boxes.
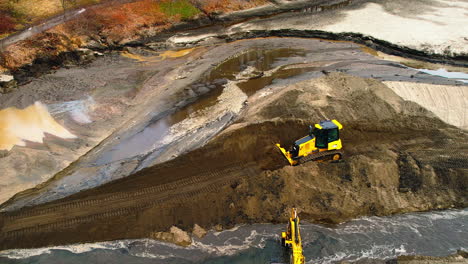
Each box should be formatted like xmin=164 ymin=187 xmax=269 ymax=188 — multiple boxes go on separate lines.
xmin=276 ymin=144 xmax=297 ymax=166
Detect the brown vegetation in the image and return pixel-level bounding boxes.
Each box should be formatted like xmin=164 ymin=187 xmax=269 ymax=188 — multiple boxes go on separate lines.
xmin=0 ymin=30 xmax=81 ymax=69
xmin=65 ymin=0 xmax=170 ymax=42
xmin=0 ymin=0 xmax=270 ymax=71
xmin=0 ymin=0 xmax=104 ymax=33
xmin=1 ymin=0 xmax=201 ymax=70
xmin=193 ymin=0 xmax=268 ymax=13
xmin=0 ymin=11 xmax=16 ymax=35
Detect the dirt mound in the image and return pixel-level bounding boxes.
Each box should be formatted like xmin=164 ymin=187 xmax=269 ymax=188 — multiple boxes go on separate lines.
xmin=186 ymin=72 xmax=467 ymax=224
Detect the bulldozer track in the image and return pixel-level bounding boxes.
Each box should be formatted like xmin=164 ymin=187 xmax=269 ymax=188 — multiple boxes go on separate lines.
xmin=1 ymin=162 xmax=259 ymax=238
xmin=299 ymin=149 xmax=343 ymax=164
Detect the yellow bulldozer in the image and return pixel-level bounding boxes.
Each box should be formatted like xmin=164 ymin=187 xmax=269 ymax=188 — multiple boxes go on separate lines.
xmin=276 ymin=119 xmax=343 ymax=166
xmin=281 ymin=208 xmax=305 ymax=264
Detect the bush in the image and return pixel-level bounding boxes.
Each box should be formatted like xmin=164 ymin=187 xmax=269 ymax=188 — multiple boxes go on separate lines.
xmin=0 ymin=13 xmax=16 ymax=34
xmin=65 ymin=9 xmax=106 ymax=36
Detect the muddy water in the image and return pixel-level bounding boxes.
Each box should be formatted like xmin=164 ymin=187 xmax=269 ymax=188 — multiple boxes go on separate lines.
xmin=96 ymin=48 xmax=308 ymax=166
xmin=238 ymin=66 xmax=315 ymax=96
xmin=0 ymin=102 xmax=76 ymax=151
xmin=1 ymin=208 xmax=466 ymax=263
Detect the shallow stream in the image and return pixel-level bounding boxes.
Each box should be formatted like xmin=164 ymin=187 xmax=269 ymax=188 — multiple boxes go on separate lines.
xmin=1 ymin=208 xmax=466 ymax=264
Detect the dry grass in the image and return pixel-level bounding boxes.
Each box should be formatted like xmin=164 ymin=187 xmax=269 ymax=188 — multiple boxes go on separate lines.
xmin=65 ymin=0 xmax=171 ymax=42
xmin=195 ymin=0 xmax=268 ymax=13
xmin=1 ymin=31 xmax=81 ymax=69
xmin=9 ymin=0 xmax=63 ymax=20
xmin=0 ymin=0 xmax=103 ymax=35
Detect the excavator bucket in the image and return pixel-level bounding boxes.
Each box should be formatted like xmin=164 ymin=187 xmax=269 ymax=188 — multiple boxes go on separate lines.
xmin=276 ymin=144 xmax=297 ymax=166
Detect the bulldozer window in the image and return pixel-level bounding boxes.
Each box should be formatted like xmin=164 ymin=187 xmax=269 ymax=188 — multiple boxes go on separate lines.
xmin=328 ymin=128 xmax=339 ymax=142
xmin=314 ymin=129 xmax=327 ymax=148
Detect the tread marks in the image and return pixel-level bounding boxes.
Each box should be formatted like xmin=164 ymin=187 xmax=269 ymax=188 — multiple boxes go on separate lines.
xmin=6 ymin=164 xmax=237 ymax=219
xmin=1 ymin=162 xmax=259 ymax=239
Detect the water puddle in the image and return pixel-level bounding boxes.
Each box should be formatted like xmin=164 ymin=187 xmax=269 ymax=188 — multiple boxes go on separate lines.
xmin=94 ymin=88 xmax=225 ymax=166
xmin=188 ymin=48 xmax=308 ymax=104
xmin=238 ymin=66 xmax=316 ymax=96
xmin=414 ymin=68 xmax=468 ymax=83
xmin=96 ymin=48 xmax=309 ymax=166
xmin=209 ymin=48 xmax=306 ymax=80
xmin=0 ymin=102 xmax=76 ymax=151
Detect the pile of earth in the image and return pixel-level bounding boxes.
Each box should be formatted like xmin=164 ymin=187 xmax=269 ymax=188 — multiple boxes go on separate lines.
xmin=182 ymin=72 xmax=468 ymax=226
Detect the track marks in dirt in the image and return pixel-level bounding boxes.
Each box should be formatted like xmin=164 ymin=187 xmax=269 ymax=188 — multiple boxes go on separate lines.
xmin=1 ymin=162 xmax=259 ymax=239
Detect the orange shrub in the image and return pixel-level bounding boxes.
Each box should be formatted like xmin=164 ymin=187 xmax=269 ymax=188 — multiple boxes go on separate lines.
xmin=64 ymin=0 xmax=168 ymax=41
xmin=0 ymin=13 xmax=16 ymax=35
xmin=64 ymin=8 xmax=107 ymax=36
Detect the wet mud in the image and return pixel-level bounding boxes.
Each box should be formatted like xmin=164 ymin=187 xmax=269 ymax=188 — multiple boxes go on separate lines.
xmin=97 ymin=48 xmax=307 ymax=166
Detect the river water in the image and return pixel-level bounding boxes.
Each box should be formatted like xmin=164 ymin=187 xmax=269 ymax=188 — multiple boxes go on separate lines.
xmin=1 ymin=208 xmax=466 ymax=264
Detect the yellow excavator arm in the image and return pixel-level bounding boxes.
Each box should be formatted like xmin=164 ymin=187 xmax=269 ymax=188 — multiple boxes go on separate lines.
xmin=281 ymin=208 xmax=305 ymax=264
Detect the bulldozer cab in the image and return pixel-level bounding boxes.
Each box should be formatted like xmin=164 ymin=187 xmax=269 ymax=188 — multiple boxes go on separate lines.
xmin=312 ymin=120 xmax=340 ymax=149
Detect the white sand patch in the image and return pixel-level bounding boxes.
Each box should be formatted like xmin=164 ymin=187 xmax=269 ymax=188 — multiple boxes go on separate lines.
xmin=229 ymin=0 xmax=468 ymax=54
xmin=0 ymin=74 xmax=14 ymax=82
xmin=168 ymin=33 xmax=218 ymax=44
xmin=0 ymin=102 xmax=76 ymax=151
xmin=384 ymin=82 xmax=468 ymax=130
xmin=320 ymin=2 xmax=468 ymax=54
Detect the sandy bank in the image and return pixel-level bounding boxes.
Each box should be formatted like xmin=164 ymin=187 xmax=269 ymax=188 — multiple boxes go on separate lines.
xmin=228 ymin=0 xmax=468 ymax=55
xmin=384 ymin=82 xmax=468 ymax=130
